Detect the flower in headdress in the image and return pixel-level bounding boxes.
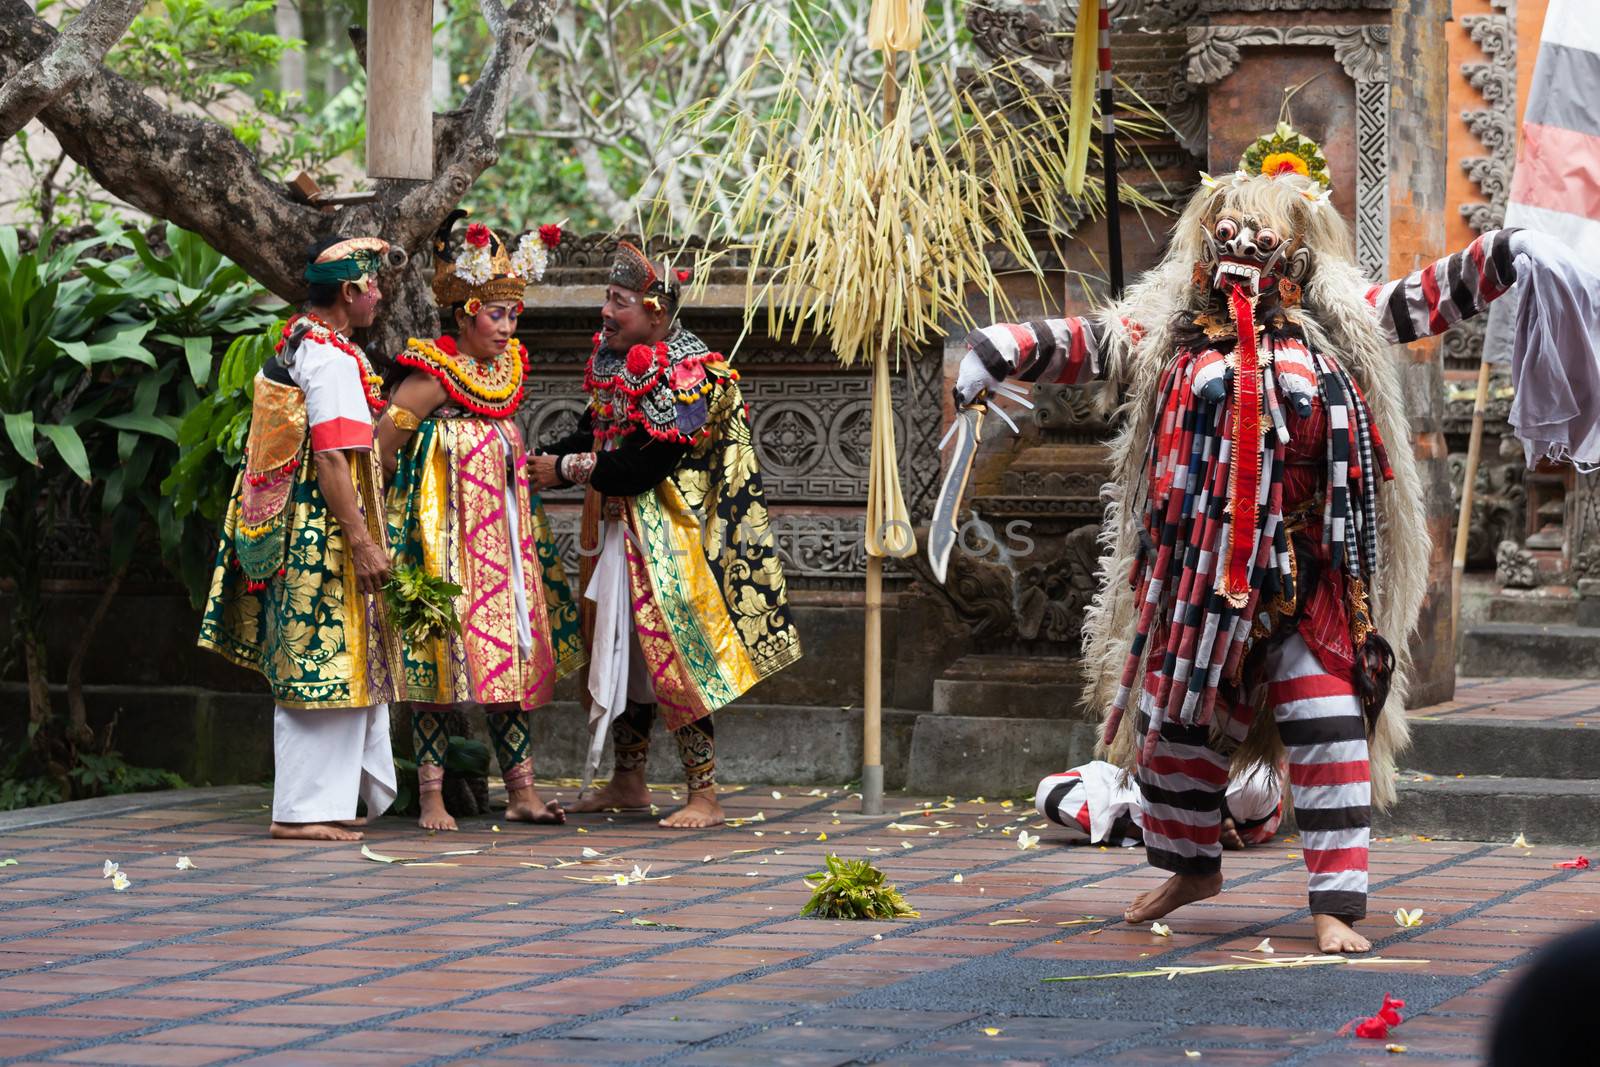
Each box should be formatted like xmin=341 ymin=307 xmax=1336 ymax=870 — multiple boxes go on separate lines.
xmin=1261 ymin=152 xmax=1310 ymax=179
xmin=454 ymin=240 xmax=494 ymax=287
xmin=465 ymin=222 xmax=491 ymax=248
xmin=463 ymin=297 xmax=484 ymax=316
xmin=509 ymin=232 xmax=550 ymax=282
xmin=538 ymin=223 xmax=563 ymax=248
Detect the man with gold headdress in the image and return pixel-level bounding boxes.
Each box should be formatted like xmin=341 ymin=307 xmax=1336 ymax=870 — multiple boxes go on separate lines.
xmin=199 ymin=235 xmax=400 ymax=842
xmin=954 ymin=123 xmax=1577 ymax=952
xmin=527 ymin=242 xmax=802 ymax=829
xmin=377 ymin=211 xmax=583 ymax=832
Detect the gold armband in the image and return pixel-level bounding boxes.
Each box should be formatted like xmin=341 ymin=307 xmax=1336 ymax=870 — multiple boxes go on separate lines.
xmin=387 ymin=405 xmax=422 ymax=432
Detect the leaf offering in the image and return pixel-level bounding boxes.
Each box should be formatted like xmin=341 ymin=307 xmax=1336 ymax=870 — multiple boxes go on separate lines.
xmin=384 ymin=565 xmax=463 ymax=645
xmin=801 ymin=854 xmax=919 ymax=920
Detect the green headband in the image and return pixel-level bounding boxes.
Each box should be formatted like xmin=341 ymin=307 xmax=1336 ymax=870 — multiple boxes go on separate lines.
xmin=303 ymin=249 xmax=382 ymax=285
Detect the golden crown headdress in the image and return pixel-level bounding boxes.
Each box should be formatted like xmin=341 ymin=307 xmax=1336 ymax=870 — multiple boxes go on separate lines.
xmin=432 ymin=210 xmax=561 ymax=308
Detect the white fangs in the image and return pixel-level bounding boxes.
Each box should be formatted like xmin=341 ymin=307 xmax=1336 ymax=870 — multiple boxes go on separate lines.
xmin=1213 ymin=259 xmax=1263 ymax=295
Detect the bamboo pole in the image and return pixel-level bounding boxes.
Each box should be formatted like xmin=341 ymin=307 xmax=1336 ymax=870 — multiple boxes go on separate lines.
xmin=1451 ymin=361 xmax=1492 ymax=644
xmin=859 ymin=51 xmax=904 ymax=818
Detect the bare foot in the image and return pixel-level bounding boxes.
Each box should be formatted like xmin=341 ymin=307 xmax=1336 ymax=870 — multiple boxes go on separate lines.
xmin=1221 ymin=817 xmax=1245 ymax=851
xmin=506 ymin=788 xmax=565 ymax=825
xmin=271 ymin=821 xmax=363 ymax=841
xmin=567 ymin=770 xmax=652 ymax=814
xmin=659 ymin=789 xmax=724 ymax=829
xmin=338 ymin=817 xmax=369 ymax=828
xmin=418 ymin=793 xmax=458 ymax=832
xmin=1123 ymin=871 xmax=1224 ymax=924
xmin=1313 ymin=914 xmax=1370 ymax=953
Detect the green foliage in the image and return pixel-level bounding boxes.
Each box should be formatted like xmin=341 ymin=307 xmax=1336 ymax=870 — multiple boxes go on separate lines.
xmin=0 ymin=226 xmax=174 ymax=601
xmin=111 ymin=0 xmax=296 ymax=111
xmin=67 ymin=750 xmax=187 ymax=797
xmin=160 ymin=323 xmax=276 ymax=582
xmin=801 ymin=854 xmax=920 ymax=920
xmin=78 ymin=224 xmax=281 ymax=596
xmin=385 ymin=565 xmax=465 ymax=646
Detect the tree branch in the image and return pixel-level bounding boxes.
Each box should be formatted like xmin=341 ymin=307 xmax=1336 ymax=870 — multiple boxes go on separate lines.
xmin=0 ymin=0 xmax=145 ymax=142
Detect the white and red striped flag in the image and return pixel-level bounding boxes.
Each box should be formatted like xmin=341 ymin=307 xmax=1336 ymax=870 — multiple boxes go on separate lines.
xmin=1486 ymin=0 xmax=1600 ymax=361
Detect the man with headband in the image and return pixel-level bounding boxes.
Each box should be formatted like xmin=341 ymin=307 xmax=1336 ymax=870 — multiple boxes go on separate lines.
xmin=529 ymin=242 xmax=801 ymax=829
xmin=199 ymin=234 xmax=401 ymax=841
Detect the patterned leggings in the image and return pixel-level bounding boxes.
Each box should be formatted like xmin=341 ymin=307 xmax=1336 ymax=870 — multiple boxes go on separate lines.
xmin=414 ymin=704 xmax=536 ymax=793
xmin=1135 ymin=632 xmax=1371 ymax=920
xmin=612 ymin=700 xmax=717 ymax=793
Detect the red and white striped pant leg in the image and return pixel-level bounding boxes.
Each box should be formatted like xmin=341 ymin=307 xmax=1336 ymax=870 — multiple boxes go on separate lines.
xmin=1265 ymin=633 xmax=1371 ymax=920
xmin=1133 ymin=688 xmax=1255 ymax=877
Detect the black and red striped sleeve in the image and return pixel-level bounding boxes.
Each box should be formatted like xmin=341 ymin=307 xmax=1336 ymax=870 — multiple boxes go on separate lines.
xmin=964 ymin=316 xmax=1106 ymax=387
xmin=1363 ymin=228 xmax=1521 ymax=344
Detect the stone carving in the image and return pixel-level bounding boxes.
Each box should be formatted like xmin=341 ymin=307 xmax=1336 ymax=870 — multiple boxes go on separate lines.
xmin=1183 ymin=25 xmax=1392 ymax=280
xmin=1185 ymin=25 xmax=1390 ymax=87
xmin=1459 ymin=7 xmax=1517 ymax=235
xmin=1568 ymin=472 xmax=1600 ymax=584
xmin=1496 ymin=539 xmax=1541 ymax=589
xmin=1449 ymin=452 xmax=1526 ymax=567
xmin=908 ymin=522 xmax=1103 ymax=648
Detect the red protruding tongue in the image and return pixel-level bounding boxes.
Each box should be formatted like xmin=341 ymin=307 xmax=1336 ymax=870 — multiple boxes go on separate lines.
xmin=1223 ymin=283 xmax=1261 ymax=607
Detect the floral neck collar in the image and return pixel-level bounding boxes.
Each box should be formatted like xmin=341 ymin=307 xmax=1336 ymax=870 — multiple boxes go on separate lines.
xmin=395 ymin=334 xmax=528 ymax=419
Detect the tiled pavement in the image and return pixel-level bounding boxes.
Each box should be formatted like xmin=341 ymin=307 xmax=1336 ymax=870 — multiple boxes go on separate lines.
xmin=1415 ymin=677 xmax=1600 ymax=723
xmin=0 ymin=785 xmax=1595 ymax=1066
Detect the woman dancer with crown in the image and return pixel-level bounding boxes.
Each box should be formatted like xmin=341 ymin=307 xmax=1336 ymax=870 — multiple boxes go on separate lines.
xmin=377 ymin=212 xmax=584 ymax=831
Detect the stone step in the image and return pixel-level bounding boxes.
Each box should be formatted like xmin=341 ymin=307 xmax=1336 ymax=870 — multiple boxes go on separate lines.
xmin=1406 ymin=717 xmax=1600 ymax=780
xmin=1377 ymin=774 xmax=1600 ymax=847
xmin=905 ymin=715 xmax=1100 ymax=797
xmin=1458 ymin=622 xmax=1600 ymax=679
xmin=931 ymin=655 xmax=1084 ymax=718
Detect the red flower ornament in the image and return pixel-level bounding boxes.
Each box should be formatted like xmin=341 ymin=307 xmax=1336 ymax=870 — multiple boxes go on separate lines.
xmin=538 ymin=223 xmax=563 ymax=248
xmin=465 ymin=222 xmax=491 ymax=248
xmin=676 ymin=268 xmax=691 ymax=284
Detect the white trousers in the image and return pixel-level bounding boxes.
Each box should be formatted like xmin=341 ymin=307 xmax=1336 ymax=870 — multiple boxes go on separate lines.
xmin=272 ymin=703 xmax=397 ymax=823
xmin=582 ymin=521 xmax=658 ymax=787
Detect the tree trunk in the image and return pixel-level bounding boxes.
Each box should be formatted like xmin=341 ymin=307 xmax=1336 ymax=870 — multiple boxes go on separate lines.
xmin=22 ymin=626 xmax=51 ymax=734
xmin=65 ymin=559 xmax=126 ymax=746
xmin=275 ymin=0 xmax=305 ymax=99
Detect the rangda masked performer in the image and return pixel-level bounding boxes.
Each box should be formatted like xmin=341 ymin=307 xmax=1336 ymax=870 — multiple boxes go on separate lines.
xmin=956 ymin=126 xmax=1544 ymax=953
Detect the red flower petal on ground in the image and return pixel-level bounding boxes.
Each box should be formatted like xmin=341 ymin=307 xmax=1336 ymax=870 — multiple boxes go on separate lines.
xmin=1557 ymin=855 xmax=1591 ymax=869
xmin=1378 ymin=995 xmax=1406 ymax=1027
xmin=465 ymin=222 xmax=491 ymax=248
xmin=626 ymin=344 xmax=656 ymax=377
xmin=1354 ymin=1018 xmax=1389 ymax=1040
xmin=539 ymin=224 xmax=563 ymax=248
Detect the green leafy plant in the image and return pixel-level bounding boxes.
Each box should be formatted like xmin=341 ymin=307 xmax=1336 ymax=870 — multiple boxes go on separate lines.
xmin=385 ymin=565 xmax=465 ymax=646
xmin=801 ymin=854 xmax=920 ymax=920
